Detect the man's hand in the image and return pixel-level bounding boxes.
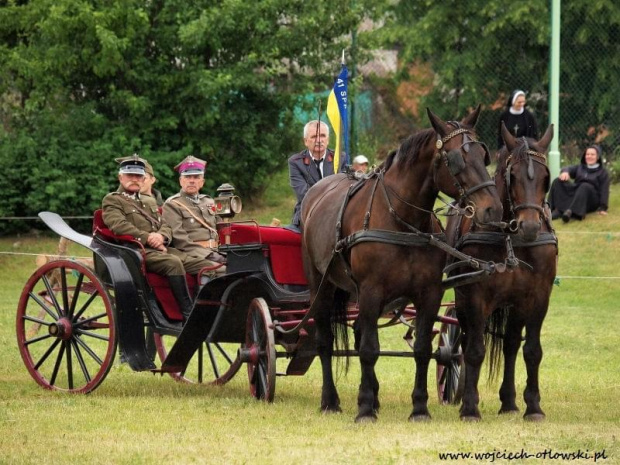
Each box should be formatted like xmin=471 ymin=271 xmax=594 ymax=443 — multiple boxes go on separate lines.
xmin=147 ymin=233 xmax=167 ymax=252
xmin=559 ymin=172 xmax=570 ymax=181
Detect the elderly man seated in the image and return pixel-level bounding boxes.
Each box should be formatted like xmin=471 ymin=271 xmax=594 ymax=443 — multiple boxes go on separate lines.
xmin=162 ymin=155 xmax=227 ymax=280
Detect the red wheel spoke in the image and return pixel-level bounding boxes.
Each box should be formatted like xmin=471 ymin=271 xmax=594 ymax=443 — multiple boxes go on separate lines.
xmin=66 ymin=340 xmax=74 ymax=390
xmin=75 ymin=329 xmax=110 ymax=343
xmin=73 ymin=291 xmax=101 ymax=321
xmin=33 ymin=338 xmax=62 ymax=370
xmin=73 ymin=334 xmax=104 ymax=366
xmin=68 ymin=272 xmax=85 ymax=317
xmin=70 ymin=340 xmax=92 ymax=383
xmin=28 ymin=292 xmax=59 ymax=321
xmin=25 ymin=333 xmax=54 ymax=346
xmin=49 ymin=342 xmax=67 ymax=386
xmin=41 ymin=274 xmax=64 ymax=318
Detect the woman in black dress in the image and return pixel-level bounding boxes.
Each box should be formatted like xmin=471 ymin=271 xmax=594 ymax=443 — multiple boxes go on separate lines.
xmin=497 ymin=89 xmax=539 ymax=149
xmin=548 ymin=145 xmax=610 ymax=223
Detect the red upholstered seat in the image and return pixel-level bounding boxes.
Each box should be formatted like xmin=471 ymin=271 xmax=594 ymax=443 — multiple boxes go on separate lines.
xmin=92 ymin=209 xmax=194 ymax=322
xmin=220 ymin=222 xmax=307 ymax=285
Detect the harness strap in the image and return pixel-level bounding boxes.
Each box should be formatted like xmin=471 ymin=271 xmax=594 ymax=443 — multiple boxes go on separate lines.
xmin=336 ymin=229 xmax=445 ymax=251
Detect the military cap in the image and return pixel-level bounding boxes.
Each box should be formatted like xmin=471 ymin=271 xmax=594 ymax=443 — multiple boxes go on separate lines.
xmin=175 ymin=155 xmax=207 ymax=176
xmin=115 ymin=154 xmax=147 ymax=176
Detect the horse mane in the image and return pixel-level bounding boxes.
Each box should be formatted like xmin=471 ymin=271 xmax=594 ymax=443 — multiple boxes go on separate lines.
xmin=384 ymin=128 xmax=436 ymax=171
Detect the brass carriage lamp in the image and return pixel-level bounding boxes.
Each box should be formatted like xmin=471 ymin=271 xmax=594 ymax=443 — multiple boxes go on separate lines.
xmin=214 ymin=183 xmax=242 ymax=245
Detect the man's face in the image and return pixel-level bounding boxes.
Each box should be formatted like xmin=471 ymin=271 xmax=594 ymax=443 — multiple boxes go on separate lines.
xmin=303 ymin=122 xmax=329 ymax=159
xmin=141 ymin=174 xmax=156 ymax=195
xmin=180 ymin=174 xmax=205 ymax=196
xmin=118 ymin=173 xmax=145 ymax=193
xmin=352 ymin=162 xmax=369 ymax=173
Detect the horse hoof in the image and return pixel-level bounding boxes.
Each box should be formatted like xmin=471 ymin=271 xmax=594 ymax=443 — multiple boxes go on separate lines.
xmin=460 ymin=415 xmax=481 ymax=422
xmin=524 ymin=413 xmax=545 ymax=422
xmin=320 ymin=406 xmax=342 ymax=414
xmin=355 ymin=414 xmax=377 ymax=424
xmin=408 ymin=413 xmax=431 ymax=423
xmin=498 ymin=408 xmax=520 ymax=415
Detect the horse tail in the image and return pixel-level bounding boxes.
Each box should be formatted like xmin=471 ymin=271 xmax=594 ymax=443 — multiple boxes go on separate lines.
xmin=484 ymin=305 xmax=510 ymax=383
xmin=332 ymin=287 xmax=351 ymax=373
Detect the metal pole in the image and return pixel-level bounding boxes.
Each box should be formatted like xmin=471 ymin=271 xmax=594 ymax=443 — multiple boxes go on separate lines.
xmin=548 ymin=0 xmax=561 ymax=179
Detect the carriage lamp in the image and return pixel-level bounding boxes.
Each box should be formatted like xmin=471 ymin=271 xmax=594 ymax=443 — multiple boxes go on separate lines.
xmin=214 ymin=183 xmax=242 ymax=245
xmin=214 ymin=183 xmax=242 ymax=218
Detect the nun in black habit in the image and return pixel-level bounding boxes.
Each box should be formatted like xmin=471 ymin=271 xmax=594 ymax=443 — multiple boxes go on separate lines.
xmin=497 ymin=89 xmax=539 ymax=149
xmin=548 ymin=145 xmax=610 ymax=223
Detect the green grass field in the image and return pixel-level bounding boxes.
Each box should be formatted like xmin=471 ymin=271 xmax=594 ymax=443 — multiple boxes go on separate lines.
xmin=0 ymin=180 xmax=618 ymax=464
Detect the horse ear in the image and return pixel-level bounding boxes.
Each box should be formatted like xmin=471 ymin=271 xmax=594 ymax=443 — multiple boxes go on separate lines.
xmin=427 ymin=108 xmax=449 ymax=136
xmin=501 ymin=122 xmax=518 ymax=151
xmin=538 ymin=124 xmax=554 ymax=151
xmin=460 ymin=104 xmax=481 ymax=128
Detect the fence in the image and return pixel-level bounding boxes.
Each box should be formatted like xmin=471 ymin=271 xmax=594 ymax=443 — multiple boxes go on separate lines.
xmin=353 ymin=4 xmax=620 ymax=180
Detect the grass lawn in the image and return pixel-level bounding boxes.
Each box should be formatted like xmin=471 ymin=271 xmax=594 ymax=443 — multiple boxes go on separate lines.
xmin=0 ymin=177 xmax=618 ymax=464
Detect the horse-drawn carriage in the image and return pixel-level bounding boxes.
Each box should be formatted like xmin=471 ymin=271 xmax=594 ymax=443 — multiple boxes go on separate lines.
xmin=16 ymin=198 xmax=462 ymax=403
xmin=16 ymin=106 xmax=556 ymax=422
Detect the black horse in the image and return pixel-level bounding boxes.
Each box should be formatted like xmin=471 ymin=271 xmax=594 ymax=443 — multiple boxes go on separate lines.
xmin=446 ymin=123 xmax=557 ymax=421
xmin=301 ymin=106 xmax=503 ymax=422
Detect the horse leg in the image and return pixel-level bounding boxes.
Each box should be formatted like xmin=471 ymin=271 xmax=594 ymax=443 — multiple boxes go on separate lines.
xmin=355 ymin=298 xmax=381 ymax=423
xmin=498 ymin=311 xmax=524 ymax=414
xmin=522 ymin=316 xmax=546 ymax=421
xmin=408 ymin=296 xmax=441 ymax=421
xmin=313 ymin=282 xmax=341 ymax=413
xmin=459 ymin=304 xmax=486 ymax=421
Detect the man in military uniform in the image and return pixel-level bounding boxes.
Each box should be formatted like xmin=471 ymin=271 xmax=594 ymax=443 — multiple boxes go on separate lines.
xmin=102 ymin=155 xmax=206 ymax=321
xmin=162 ymin=156 xmax=226 ymax=279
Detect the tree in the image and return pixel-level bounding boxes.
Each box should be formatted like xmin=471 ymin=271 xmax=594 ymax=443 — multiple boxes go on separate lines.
xmin=380 ymin=0 xmax=620 ymax=160
xmin=0 ymin=0 xmax=383 ymax=233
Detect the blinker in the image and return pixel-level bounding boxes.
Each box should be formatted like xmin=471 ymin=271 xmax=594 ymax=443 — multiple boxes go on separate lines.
xmin=445 ymin=149 xmax=466 ymax=176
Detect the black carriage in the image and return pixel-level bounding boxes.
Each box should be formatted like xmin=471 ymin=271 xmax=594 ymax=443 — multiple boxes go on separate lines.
xmin=16 ymin=204 xmax=462 ymax=402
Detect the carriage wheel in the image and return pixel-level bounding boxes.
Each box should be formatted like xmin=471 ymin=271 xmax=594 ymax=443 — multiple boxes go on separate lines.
xmin=245 ymin=298 xmax=276 ymax=402
xmin=16 ymin=259 xmax=117 ymax=393
xmin=153 ymin=332 xmax=242 ymax=385
xmin=436 ymin=306 xmax=464 ymax=405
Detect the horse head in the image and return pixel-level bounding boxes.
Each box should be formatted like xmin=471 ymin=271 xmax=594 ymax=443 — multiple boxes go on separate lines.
xmin=497 ymin=123 xmax=554 ymax=242
xmin=428 ymin=105 xmax=503 ymax=226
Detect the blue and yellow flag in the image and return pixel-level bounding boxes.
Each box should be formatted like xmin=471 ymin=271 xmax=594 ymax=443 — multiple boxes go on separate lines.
xmin=327 ymin=64 xmax=349 ymax=170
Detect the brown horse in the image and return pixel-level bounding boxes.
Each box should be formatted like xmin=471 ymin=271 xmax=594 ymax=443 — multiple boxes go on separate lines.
xmin=301 ymin=106 xmax=503 ymax=422
xmin=446 ymin=123 xmax=557 ymax=421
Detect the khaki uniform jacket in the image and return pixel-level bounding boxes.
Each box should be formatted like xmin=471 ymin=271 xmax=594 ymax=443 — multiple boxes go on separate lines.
xmin=102 ymin=188 xmax=172 ymax=245
xmin=162 ymin=192 xmax=220 ymax=261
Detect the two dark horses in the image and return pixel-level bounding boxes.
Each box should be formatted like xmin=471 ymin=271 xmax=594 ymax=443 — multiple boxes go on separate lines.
xmin=301 ymin=106 xmax=503 ymax=422
xmin=447 ymin=123 xmax=556 ymax=421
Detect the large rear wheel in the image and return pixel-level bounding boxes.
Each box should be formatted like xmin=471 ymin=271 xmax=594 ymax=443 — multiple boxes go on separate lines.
xmin=16 ymin=260 xmax=117 ymax=393
xmin=436 ymin=305 xmax=464 ymax=405
xmin=244 ymin=298 xmax=276 ymax=402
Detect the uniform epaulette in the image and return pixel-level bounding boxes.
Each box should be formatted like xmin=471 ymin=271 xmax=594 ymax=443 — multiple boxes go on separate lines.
xmin=164 ymin=193 xmax=182 ymax=203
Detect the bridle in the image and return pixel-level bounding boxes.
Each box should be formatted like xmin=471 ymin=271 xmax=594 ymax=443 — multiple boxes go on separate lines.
xmin=434 ymin=123 xmax=495 ymax=217
xmin=503 ymin=138 xmax=550 ymax=229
